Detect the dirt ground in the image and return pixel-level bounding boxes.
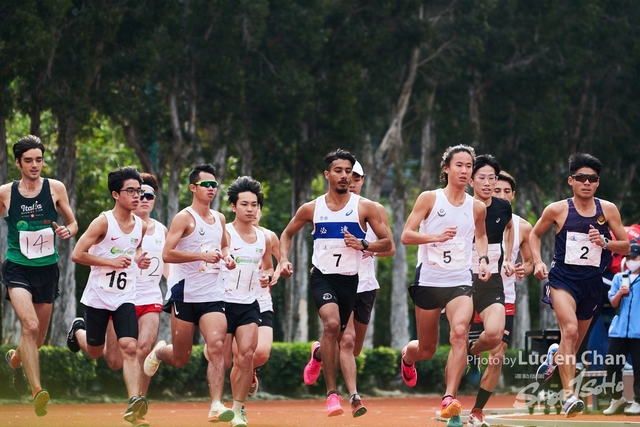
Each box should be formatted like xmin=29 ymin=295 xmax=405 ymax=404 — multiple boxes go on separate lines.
xmin=2 ymin=394 xmax=639 ymax=427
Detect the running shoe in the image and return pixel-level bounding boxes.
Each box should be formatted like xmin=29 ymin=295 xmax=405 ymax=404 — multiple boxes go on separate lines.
xmin=350 ymin=394 xmax=367 ymax=417
xmin=562 ymin=394 xmax=584 ymax=418
xmin=536 ymin=343 xmax=558 ymax=383
xmin=467 ymin=407 xmax=490 ymax=426
xmin=603 ymin=397 xmax=627 ymax=415
xmin=208 ymin=402 xmax=235 ymax=423
xmin=124 ymin=396 xmax=149 ymax=423
xmin=326 ymin=393 xmax=344 ymax=417
xmin=33 ymin=389 xmax=50 ymax=417
xmin=440 ymin=396 xmax=462 ymax=418
xmin=625 ymin=401 xmax=640 ymax=415
xmin=66 ymin=317 xmax=85 ymax=353
xmin=230 ymin=407 xmax=248 ymax=427
xmin=130 ymin=418 xmax=150 ymax=427
xmin=247 ymin=368 xmax=259 ymax=397
xmin=5 ymin=349 xmax=28 ymax=396
xmin=464 ymin=358 xmax=481 ymax=387
xmin=400 ymin=345 xmax=417 ymax=387
xmin=144 ymin=340 xmax=166 ymax=377
xmin=303 ymin=341 xmax=322 ymax=385
xmin=446 ymin=415 xmax=463 ymax=427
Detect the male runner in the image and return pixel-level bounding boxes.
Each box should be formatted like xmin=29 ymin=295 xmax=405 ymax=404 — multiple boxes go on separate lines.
xmin=399 ymin=144 xmax=491 ymax=427
xmin=67 ymin=166 xmax=151 ymax=423
xmin=279 ymin=149 xmax=392 ymax=417
xmin=221 ymin=176 xmax=274 ymax=427
xmin=1 ymin=135 xmax=77 ymax=417
xmin=302 ymin=160 xmax=395 ymax=417
xmin=464 ymin=155 xmax=515 ymax=384
xmin=143 ymin=164 xmax=236 ymax=423
xmin=532 ymin=153 xmax=629 ymax=417
xmin=96 ymin=173 xmax=169 ymax=426
xmin=467 ymin=171 xmax=533 ymax=427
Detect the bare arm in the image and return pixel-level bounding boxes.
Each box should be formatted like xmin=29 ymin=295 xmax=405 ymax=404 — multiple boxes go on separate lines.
xmin=345 ymin=198 xmax=391 ymax=253
xmin=279 ymin=202 xmax=315 ymax=278
xmin=516 ymin=219 xmax=534 ymax=279
xmin=72 ymin=215 xmax=131 ymax=269
xmin=372 ymin=203 xmax=395 ymax=258
xmin=259 ymin=233 xmax=274 ymax=288
xmin=401 ymin=191 xmax=457 ymax=246
xmin=530 ymin=202 xmax=564 ymax=280
xmin=594 ymin=202 xmax=630 ymax=256
xmin=502 ymin=218 xmax=515 ymax=276
xmin=473 ymin=199 xmax=491 ymax=281
xmin=162 ymin=211 xmax=224 ymax=265
xmin=269 ymin=230 xmax=282 ymax=282
xmin=50 ymin=179 xmax=78 ymax=239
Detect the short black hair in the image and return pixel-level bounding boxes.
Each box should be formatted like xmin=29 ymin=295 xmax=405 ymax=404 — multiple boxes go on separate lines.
xmin=13 ymin=135 xmax=45 ymax=161
xmin=323 ymin=148 xmax=356 ymax=171
xmin=108 ymin=166 xmax=142 ymax=195
xmin=440 ymin=144 xmax=475 ymax=185
xmin=473 ymin=154 xmax=501 ymax=177
xmin=568 ymin=153 xmax=602 ymax=175
xmin=141 ymin=173 xmax=159 ymax=192
xmin=189 ymin=164 xmax=216 ymax=184
xmin=227 ymin=176 xmax=264 ymax=208
xmin=498 ymin=171 xmax=516 ymax=191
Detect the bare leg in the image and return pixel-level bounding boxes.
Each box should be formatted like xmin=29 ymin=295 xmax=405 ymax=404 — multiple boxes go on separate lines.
xmin=103 ymin=320 xmax=123 ymax=370
xmin=444 ymin=295 xmax=474 ymax=397
xmin=340 ymin=312 xmax=358 ymax=396
xmin=318 ymin=303 xmax=341 ymax=393
xmin=136 ymin=312 xmax=160 ymax=395
xmin=200 ymin=312 xmax=228 ymax=402
xmin=119 ymin=337 xmax=141 ymax=398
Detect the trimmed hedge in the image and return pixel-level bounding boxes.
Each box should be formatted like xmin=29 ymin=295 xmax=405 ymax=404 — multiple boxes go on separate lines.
xmin=0 ymin=344 xmax=528 ymax=400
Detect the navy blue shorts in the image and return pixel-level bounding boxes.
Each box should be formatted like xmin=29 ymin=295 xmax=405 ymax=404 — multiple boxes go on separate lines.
xmin=543 ymin=275 xmax=603 ymax=320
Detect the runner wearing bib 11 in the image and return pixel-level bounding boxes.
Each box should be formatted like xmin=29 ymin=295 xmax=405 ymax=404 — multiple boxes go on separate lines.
xmin=530 ymin=152 xmax=630 ymax=418
xmin=1 ymin=135 xmax=78 ymax=417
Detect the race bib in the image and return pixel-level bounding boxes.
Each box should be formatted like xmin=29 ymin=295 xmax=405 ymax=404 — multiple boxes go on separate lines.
xmin=97 ymin=267 xmax=133 ymax=294
xmin=471 ymin=243 xmax=502 ymax=274
xmin=198 ymin=243 xmax=221 ymax=274
xmin=226 ymin=262 xmax=260 ymax=295
xmin=19 ymin=228 xmax=55 ymax=259
xmin=564 ymin=231 xmax=601 ymax=267
xmin=137 ymin=251 xmax=163 ymax=281
xmin=318 ymin=246 xmax=358 ymax=274
xmin=426 ymin=237 xmax=466 ymax=270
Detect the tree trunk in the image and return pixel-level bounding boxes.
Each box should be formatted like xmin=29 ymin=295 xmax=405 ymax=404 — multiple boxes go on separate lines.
xmin=210 ymin=143 xmax=227 ymax=213
xmin=420 ymin=84 xmax=438 ymax=191
xmin=236 ymin=124 xmax=253 ymax=177
xmin=49 ymin=115 xmax=78 ymax=346
xmin=468 ymin=67 xmax=483 ymax=147
xmin=390 ymin=155 xmax=409 ymax=349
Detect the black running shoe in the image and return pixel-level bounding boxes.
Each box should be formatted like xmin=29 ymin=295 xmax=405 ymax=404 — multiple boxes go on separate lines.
xmin=66 ymin=317 xmax=85 ymax=353
xmin=5 ymin=349 xmax=28 ymax=396
xmin=124 ymin=396 xmax=149 ymax=423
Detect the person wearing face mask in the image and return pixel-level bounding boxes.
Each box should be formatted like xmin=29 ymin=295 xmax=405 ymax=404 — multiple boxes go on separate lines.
xmin=603 ymin=242 xmax=640 ymax=416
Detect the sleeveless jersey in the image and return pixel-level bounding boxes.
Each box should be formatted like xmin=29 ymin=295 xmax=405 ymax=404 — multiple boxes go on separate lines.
xmin=5 ymin=179 xmax=59 ymax=266
xmin=165 ymin=207 xmax=225 ymax=303
xmin=223 ymin=223 xmax=266 ymax=305
xmin=549 ymin=198 xmax=612 ymax=283
xmin=134 ymin=219 xmax=165 ymax=306
xmin=357 ymin=225 xmax=380 ymax=293
xmin=415 ymin=189 xmax=475 ymax=288
xmin=80 ymin=210 xmax=143 ymax=311
xmin=311 ymin=193 xmax=366 ymax=276
xmin=256 ymin=227 xmax=274 ymax=312
xmin=502 ymin=214 xmax=521 ymax=304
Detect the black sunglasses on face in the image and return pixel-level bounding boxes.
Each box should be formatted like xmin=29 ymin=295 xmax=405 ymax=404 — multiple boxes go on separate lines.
xmin=141 ymin=193 xmax=156 ymax=201
xmin=571 ymin=174 xmax=599 ymax=183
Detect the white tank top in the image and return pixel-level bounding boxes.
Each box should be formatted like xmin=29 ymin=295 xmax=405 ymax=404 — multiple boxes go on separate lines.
xmin=80 ymin=210 xmax=143 ymax=311
xmin=165 ymin=207 xmax=224 ymax=303
xmin=311 ymin=193 xmax=366 ymax=276
xmin=222 ymin=223 xmax=266 ymax=305
xmin=256 ymin=227 xmax=274 ymax=312
xmin=134 ymin=219 xmax=165 ymax=306
xmin=415 ymin=189 xmax=475 ymax=287
xmin=357 ymin=225 xmax=379 ymax=292
xmin=502 ymin=214 xmax=521 ymax=304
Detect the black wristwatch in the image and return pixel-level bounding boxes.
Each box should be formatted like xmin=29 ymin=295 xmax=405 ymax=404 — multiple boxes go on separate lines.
xmin=361 ymin=239 xmax=369 ymax=251
xmin=478 ymin=255 xmax=490 ymax=265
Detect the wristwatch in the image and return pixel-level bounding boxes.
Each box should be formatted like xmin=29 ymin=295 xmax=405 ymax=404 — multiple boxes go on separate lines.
xmin=361 ymin=239 xmax=369 ymax=251
xmin=478 ymin=255 xmax=490 ymax=265
xmin=603 ymin=236 xmax=610 ymax=249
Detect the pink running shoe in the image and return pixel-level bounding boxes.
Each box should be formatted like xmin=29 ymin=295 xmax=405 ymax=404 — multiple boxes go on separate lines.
xmin=440 ymin=396 xmax=462 ymax=419
xmin=326 ymin=393 xmax=344 ymax=417
xmin=400 ymin=345 xmax=417 ymax=387
xmin=303 ymin=341 xmax=322 ymax=385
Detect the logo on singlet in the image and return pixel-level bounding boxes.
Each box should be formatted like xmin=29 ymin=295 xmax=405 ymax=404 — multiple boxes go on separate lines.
xmin=16 ymin=220 xmax=28 ymax=231
xmin=437 ymin=209 xmax=446 ymax=217
xmin=346 ymin=209 xmax=353 ymax=216
xmin=199 ymin=227 xmax=205 ymax=235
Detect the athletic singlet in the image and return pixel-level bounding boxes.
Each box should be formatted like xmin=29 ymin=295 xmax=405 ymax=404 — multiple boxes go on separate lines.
xmin=357 ymin=225 xmax=380 ymax=293
xmin=134 ymin=219 xmax=165 ymax=306
xmin=502 ymin=215 xmax=521 ymax=304
xmin=5 ymin=179 xmax=59 ymax=266
xmin=415 ymin=189 xmax=475 ymax=288
xmin=311 ymin=193 xmax=366 ymax=276
xmin=223 ymin=223 xmax=265 ymax=305
xmin=80 ymin=210 xmax=143 ymax=311
xmin=549 ymin=198 xmax=612 ymax=282
xmin=256 ymin=227 xmax=274 ymax=312
xmin=165 ymin=207 xmax=225 ymax=303
xmin=471 ymin=197 xmax=512 ymax=275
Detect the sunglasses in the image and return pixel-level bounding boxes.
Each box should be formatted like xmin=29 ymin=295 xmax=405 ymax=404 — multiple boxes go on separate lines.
xmin=571 ymin=174 xmax=599 ymax=183
xmin=195 ymin=180 xmax=218 ymax=188
xmin=141 ymin=193 xmax=156 ymax=201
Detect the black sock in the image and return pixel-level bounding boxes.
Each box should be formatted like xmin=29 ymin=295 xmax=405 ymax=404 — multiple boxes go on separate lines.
xmin=327 ymin=390 xmax=339 ymax=397
xmin=313 ymin=347 xmax=322 ymax=362
xmin=473 ymin=388 xmax=492 ymax=410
